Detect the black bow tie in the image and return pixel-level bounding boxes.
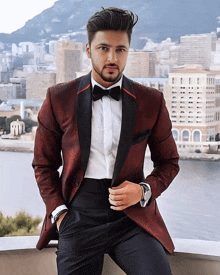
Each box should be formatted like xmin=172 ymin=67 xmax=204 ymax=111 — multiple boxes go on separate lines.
xmin=92 ymin=85 xmax=121 ymax=101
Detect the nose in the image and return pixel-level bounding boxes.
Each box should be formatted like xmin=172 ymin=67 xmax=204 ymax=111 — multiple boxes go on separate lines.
xmin=107 ymin=50 xmax=117 ymax=63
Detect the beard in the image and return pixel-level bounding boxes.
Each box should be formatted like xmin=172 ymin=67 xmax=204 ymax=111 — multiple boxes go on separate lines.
xmin=91 ymin=60 xmax=124 ymax=83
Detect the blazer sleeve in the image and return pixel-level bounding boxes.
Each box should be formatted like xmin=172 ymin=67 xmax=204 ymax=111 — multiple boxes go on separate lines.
xmin=32 ymin=88 xmax=65 ymax=217
xmin=144 ymin=92 xmax=179 ymax=201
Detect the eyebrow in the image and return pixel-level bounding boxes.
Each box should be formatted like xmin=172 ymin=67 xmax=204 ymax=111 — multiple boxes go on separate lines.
xmin=97 ymin=43 xmax=128 ymax=49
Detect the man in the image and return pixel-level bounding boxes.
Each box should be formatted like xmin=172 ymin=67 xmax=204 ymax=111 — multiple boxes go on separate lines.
xmin=33 ymin=7 xmax=179 ymax=275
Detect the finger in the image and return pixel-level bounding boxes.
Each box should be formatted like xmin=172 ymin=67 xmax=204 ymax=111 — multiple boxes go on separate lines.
xmin=109 ymin=194 xmax=124 ymax=200
xmin=109 ymin=198 xmax=124 ymax=206
xmin=109 ymin=188 xmax=124 ymax=195
xmin=110 ymin=204 xmax=128 ymax=211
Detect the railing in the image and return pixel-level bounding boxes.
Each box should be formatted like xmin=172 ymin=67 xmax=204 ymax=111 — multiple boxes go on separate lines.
xmin=1 ymin=236 xmax=220 ymax=275
xmin=176 ymin=141 xmax=220 ymax=152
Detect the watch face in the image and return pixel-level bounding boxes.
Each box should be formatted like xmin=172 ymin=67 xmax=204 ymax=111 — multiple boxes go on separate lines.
xmin=142 ymin=184 xmax=149 ymax=193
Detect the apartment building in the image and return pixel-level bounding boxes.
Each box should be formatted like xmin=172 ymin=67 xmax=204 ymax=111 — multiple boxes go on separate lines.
xmin=164 ymin=65 xmax=220 ymax=144
xmin=131 ymin=77 xmax=168 ymax=93
xmin=178 ymin=33 xmax=217 ymax=70
xmin=124 ymin=50 xmax=156 ymax=78
xmin=56 ymin=40 xmax=83 ymax=83
xmin=26 ymin=72 xmax=56 ymax=100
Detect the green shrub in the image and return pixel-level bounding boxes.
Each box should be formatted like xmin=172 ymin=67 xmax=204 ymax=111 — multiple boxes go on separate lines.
xmin=0 ymin=211 xmax=42 ymax=237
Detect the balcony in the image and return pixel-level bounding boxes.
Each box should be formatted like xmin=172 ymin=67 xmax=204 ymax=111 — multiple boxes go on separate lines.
xmin=1 ymin=236 xmax=220 ymax=275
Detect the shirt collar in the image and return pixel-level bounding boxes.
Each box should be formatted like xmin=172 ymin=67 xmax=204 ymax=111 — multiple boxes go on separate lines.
xmin=91 ymin=75 xmax=123 ymax=90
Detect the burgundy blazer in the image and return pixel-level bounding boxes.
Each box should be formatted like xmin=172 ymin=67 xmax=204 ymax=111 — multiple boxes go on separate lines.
xmin=32 ymin=72 xmax=179 ymax=253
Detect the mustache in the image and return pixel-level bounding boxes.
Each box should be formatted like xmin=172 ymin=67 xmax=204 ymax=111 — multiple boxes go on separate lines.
xmin=104 ymin=64 xmax=119 ymax=69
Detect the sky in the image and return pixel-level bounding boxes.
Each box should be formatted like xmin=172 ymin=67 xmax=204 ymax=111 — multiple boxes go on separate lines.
xmin=0 ymin=0 xmax=58 ymax=34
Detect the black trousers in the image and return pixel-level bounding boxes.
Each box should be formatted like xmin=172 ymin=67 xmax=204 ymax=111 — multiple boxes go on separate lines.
xmin=56 ymin=178 xmax=172 ymax=275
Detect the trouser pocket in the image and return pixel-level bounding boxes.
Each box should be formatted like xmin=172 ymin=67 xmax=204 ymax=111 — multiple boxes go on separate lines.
xmin=58 ymin=211 xmax=70 ymax=233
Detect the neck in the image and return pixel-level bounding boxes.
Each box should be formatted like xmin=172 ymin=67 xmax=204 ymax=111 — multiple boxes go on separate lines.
xmin=91 ymin=70 xmax=121 ymax=88
xmin=91 ymin=73 xmax=123 ymax=90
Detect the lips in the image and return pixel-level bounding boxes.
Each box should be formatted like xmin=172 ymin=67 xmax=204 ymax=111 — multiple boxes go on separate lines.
xmin=104 ymin=65 xmax=119 ymax=72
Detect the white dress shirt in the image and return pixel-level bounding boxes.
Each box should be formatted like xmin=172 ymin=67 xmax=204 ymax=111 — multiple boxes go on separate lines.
xmin=51 ymin=76 xmax=151 ymax=223
xmin=84 ymin=77 xmax=123 ymax=179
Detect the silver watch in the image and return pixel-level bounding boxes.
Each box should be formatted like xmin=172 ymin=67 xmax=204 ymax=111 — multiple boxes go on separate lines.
xmin=140 ymin=183 xmax=150 ymax=200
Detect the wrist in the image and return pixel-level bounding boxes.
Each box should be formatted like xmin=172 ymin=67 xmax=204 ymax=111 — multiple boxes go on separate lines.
xmin=51 ymin=205 xmax=68 ymax=223
xmin=139 ymin=182 xmax=151 ymax=207
xmin=54 ymin=209 xmax=68 ymax=223
xmin=56 ymin=211 xmax=67 ymax=223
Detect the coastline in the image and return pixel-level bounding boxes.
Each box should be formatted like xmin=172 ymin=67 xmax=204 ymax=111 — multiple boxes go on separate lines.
xmin=1 ymin=139 xmax=220 ymax=160
xmin=178 ymin=151 xmax=220 ymax=161
xmin=0 ymin=139 xmax=34 ymax=153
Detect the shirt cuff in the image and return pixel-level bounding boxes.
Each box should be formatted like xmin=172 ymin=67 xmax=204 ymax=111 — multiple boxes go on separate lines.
xmin=51 ymin=204 xmax=68 ymax=223
xmin=139 ymin=182 xmax=152 ymax=207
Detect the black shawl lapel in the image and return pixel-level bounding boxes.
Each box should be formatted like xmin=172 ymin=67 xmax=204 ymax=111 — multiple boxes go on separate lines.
xmin=112 ymin=76 xmax=137 ymax=186
xmin=76 ymin=72 xmax=92 ymax=172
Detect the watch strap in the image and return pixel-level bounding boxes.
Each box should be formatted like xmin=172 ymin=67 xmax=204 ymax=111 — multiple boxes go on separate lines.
xmin=53 ymin=209 xmax=68 ymax=223
xmin=139 ymin=182 xmax=151 ymax=207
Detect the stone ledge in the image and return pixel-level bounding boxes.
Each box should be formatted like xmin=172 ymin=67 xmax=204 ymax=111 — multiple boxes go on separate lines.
xmin=1 ymin=236 xmax=220 ymax=275
xmin=1 ymin=236 xmax=220 ymax=260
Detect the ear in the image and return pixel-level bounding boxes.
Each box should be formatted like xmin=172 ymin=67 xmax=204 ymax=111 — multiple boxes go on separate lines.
xmin=86 ymin=43 xmax=91 ymax=58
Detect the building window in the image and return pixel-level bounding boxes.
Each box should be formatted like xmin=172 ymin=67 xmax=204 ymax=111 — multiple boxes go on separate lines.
xmin=172 ymin=129 xmax=179 ymax=141
xmin=182 ymin=130 xmax=190 ymax=142
xmin=189 ymin=78 xmax=191 ymax=84
xmin=172 ymin=78 xmax=174 ymax=84
xmin=193 ymin=130 xmax=201 ymax=142
xmin=197 ymin=78 xmax=200 ymax=85
xmin=180 ymin=78 xmax=183 ymax=84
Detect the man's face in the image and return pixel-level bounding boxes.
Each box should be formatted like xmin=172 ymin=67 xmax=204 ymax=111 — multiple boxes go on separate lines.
xmin=86 ymin=30 xmax=130 ymax=87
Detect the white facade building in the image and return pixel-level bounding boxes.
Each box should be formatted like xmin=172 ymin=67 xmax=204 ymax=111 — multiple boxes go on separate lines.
xmin=163 ymin=65 xmax=220 ymax=152
xmin=10 ymin=119 xmax=25 ymax=136
xmin=18 ymin=42 xmax=35 ymax=54
xmin=178 ymin=33 xmax=217 ymax=70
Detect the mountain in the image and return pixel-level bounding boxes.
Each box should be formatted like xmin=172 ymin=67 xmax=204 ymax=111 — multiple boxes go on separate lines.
xmin=1 ymin=0 xmax=220 ymax=49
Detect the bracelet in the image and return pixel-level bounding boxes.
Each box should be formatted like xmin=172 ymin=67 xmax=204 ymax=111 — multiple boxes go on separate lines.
xmin=54 ymin=209 xmax=68 ymax=222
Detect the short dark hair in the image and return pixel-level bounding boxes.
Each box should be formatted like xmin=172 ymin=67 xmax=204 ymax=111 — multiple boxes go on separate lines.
xmin=86 ymin=7 xmax=138 ymax=45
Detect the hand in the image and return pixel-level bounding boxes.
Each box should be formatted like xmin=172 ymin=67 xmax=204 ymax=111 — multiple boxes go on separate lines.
xmin=108 ymin=181 xmax=142 ymax=211
xmin=56 ymin=211 xmax=68 ymax=231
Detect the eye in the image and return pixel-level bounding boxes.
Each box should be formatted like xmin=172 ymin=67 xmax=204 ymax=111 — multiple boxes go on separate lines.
xmin=99 ymin=46 xmax=108 ymax=51
xmin=117 ymin=48 xmax=126 ymax=52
